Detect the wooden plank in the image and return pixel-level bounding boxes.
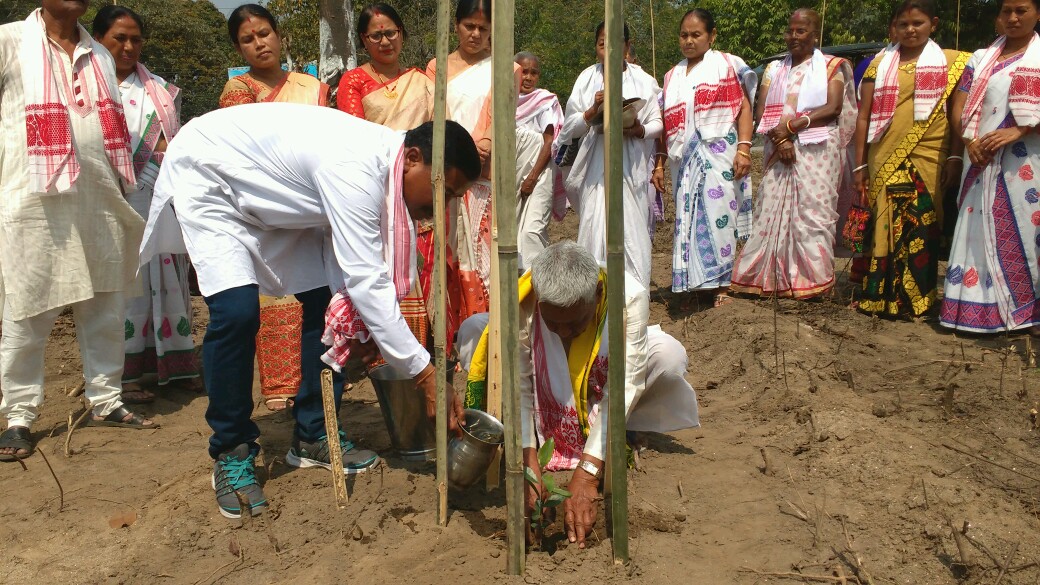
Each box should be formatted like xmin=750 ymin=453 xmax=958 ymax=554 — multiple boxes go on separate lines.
xmin=320 ymin=369 xmax=348 ymax=508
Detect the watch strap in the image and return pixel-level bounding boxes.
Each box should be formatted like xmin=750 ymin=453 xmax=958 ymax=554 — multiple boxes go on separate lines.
xmin=578 ymin=459 xmax=601 ymax=478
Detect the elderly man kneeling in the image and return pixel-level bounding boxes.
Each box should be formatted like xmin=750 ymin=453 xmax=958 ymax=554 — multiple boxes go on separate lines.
xmin=458 ymin=241 xmax=699 ymax=548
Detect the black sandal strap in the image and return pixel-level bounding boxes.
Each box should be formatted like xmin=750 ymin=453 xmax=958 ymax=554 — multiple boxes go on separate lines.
xmin=105 ymin=406 xmax=148 ymax=426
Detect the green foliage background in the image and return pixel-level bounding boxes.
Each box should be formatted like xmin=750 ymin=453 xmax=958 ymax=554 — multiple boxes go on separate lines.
xmin=3 ymin=0 xmax=236 ymax=120
xmin=3 ymin=0 xmax=1002 ymax=117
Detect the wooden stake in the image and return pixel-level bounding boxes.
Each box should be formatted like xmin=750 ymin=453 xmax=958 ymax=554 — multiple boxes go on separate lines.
xmin=320 ymin=369 xmax=348 ymax=508
xmin=431 ymin=0 xmax=451 ymax=529
xmin=490 ymin=0 xmax=524 ymax=575
xmin=949 ymin=518 xmax=973 ymax=570
xmin=603 ymin=0 xmax=630 ymax=566
xmin=994 ymin=541 xmax=1019 ymax=585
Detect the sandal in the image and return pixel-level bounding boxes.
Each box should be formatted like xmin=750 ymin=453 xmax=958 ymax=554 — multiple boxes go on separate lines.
xmin=264 ymin=397 xmax=294 ymax=412
xmin=713 ymin=293 xmax=734 ymax=308
xmin=121 ymin=382 xmax=156 ymax=404
xmin=87 ymin=406 xmax=159 ymax=429
xmin=0 ymin=426 xmax=34 ymax=461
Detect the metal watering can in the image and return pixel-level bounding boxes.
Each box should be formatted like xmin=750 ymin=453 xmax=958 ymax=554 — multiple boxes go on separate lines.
xmin=447 ymin=409 xmax=505 ymax=490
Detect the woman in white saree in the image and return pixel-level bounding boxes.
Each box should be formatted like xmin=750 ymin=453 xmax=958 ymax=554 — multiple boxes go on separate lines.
xmin=941 ymin=0 xmax=1040 ymax=333
xmin=653 ymin=9 xmax=756 ymax=307
xmin=730 ymin=9 xmax=857 ymax=299
xmin=557 ymin=21 xmax=663 ymax=289
xmin=426 ymin=0 xmax=520 ymax=319
xmin=93 ymin=6 xmax=200 ymax=403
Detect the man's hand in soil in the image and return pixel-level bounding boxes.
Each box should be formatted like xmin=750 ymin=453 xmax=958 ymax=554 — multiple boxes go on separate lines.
xmin=564 ymin=458 xmax=602 ymax=549
xmin=415 ymin=364 xmax=465 ymax=438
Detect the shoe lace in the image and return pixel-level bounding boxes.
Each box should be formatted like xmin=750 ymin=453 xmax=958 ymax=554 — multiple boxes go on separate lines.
xmin=219 ymin=455 xmax=257 ymax=491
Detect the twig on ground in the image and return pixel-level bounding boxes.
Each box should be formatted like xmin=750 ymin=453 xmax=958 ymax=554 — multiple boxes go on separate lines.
xmin=841 ymin=518 xmax=876 ymax=585
xmin=780 ymin=499 xmax=810 ymax=522
xmin=962 ymin=522 xmax=1005 ymax=568
xmin=991 ymin=442 xmax=1040 ymax=469
xmin=813 ymin=493 xmax=827 ymax=549
xmin=37 ymin=446 xmax=64 ymax=511
xmin=64 ymin=406 xmax=91 ymax=457
xmin=920 ymin=478 xmax=929 ymax=511
xmin=884 ymin=359 xmax=985 ymax=375
xmin=66 ymin=380 xmax=85 ymax=397
xmin=677 ymin=479 xmax=684 ymax=499
xmin=940 ymin=442 xmax=1040 ymax=483
xmin=835 ymin=565 xmax=849 ymax=585
xmin=193 ymin=540 xmax=245 ymax=585
xmin=738 ymin=568 xmax=861 ymax=583
xmin=993 ymin=542 xmax=1020 ymax=585
xmin=943 ymin=385 xmax=956 ymax=418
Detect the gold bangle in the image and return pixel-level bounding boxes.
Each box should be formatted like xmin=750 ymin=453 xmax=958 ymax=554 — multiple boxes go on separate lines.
xmin=736 ymin=150 xmax=752 ymax=159
xmin=776 ymin=137 xmax=791 ymax=146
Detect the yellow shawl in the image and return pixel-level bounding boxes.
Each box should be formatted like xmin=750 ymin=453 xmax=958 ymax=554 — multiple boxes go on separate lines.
xmin=465 ymin=269 xmax=607 ymax=435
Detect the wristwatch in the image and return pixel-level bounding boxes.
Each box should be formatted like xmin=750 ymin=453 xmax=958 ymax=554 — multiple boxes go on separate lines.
xmin=578 ymin=459 xmax=602 ymax=479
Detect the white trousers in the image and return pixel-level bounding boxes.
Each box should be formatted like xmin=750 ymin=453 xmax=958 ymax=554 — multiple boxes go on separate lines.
xmin=516 ymin=128 xmax=554 ymax=270
xmin=1 ymin=292 xmax=125 ymax=428
xmin=456 ymin=314 xmax=699 ymax=434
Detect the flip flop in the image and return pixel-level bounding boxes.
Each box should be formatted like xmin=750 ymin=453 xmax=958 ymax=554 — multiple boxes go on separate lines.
xmin=714 ymin=293 xmax=734 ymax=308
xmin=87 ymin=406 xmax=159 ymax=429
xmin=264 ymin=397 xmax=294 ymax=412
xmin=122 ymin=382 xmax=156 ymax=404
xmin=0 ymin=426 xmax=33 ymax=461
xmin=170 ymin=377 xmax=205 ymax=393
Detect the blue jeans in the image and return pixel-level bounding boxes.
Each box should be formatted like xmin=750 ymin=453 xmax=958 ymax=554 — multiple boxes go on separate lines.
xmin=203 ymin=285 xmax=343 ymax=459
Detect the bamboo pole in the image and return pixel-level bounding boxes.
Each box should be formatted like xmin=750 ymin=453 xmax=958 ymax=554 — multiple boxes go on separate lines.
xmin=955 ymin=0 xmax=961 ymax=50
xmin=490 ymin=0 xmax=524 ymax=575
xmin=602 ymin=0 xmax=630 ymax=566
xmin=820 ymin=0 xmax=827 ymax=43
xmin=320 ymin=370 xmax=348 ymax=508
xmin=431 ymin=0 xmax=451 ymax=528
xmin=648 ymin=0 xmax=657 ymax=78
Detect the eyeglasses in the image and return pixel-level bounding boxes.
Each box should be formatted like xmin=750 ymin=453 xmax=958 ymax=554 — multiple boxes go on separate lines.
xmin=364 ymin=29 xmax=400 ymax=43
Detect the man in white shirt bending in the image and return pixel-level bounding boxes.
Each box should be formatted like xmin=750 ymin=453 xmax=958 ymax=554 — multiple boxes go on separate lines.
xmin=141 ymin=103 xmax=479 ymax=520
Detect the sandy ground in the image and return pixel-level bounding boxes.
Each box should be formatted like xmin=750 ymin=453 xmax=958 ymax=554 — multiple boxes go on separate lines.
xmin=3 ymin=178 xmax=1040 ymax=584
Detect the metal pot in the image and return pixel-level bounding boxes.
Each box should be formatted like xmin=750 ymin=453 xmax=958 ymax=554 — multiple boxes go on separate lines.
xmin=447 ymin=409 xmax=505 ymax=490
xmin=369 ymin=365 xmax=436 ymax=462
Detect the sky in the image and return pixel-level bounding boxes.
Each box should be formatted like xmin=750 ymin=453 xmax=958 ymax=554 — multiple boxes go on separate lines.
xmin=210 ymin=0 xmax=253 ymax=16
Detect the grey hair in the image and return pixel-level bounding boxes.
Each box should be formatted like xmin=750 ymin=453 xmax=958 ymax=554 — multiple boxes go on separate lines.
xmin=531 ymin=242 xmax=600 ymax=308
xmin=514 ymin=51 xmax=540 ymax=66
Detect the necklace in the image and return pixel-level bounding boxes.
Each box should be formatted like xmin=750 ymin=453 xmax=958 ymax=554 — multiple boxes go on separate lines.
xmin=371 ymin=65 xmax=401 ymax=99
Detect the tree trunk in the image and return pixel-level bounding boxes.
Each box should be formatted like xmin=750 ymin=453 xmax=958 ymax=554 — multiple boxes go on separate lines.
xmin=318 ymin=0 xmax=357 ymax=98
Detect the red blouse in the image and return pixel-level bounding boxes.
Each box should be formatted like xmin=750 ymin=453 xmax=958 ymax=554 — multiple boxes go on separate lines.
xmin=336 ymin=67 xmax=382 ymax=119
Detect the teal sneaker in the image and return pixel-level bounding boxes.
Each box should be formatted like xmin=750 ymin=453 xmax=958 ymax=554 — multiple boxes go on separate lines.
xmin=286 ymin=431 xmax=379 ymax=474
xmin=212 ymin=444 xmax=267 ymax=519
